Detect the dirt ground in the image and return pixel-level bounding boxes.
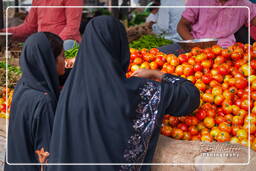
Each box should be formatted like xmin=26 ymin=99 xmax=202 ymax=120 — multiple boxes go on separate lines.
xmin=1 ymin=118 xmax=256 ymax=171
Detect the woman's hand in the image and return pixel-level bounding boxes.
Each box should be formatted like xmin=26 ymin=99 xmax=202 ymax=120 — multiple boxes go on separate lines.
xmin=131 ymin=69 xmax=164 ymax=81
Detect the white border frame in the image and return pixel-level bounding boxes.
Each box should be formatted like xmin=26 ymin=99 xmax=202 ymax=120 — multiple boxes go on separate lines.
xmin=3 ymin=5 xmax=251 ymax=166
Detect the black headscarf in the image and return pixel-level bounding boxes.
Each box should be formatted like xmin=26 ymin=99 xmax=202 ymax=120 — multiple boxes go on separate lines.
xmin=5 ymin=32 xmax=60 ymax=171
xmin=48 ymin=16 xmax=199 ymax=171
xmin=20 ymin=32 xmax=60 ymax=102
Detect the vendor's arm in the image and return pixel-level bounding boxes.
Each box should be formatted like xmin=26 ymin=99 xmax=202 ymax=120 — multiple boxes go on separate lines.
xmin=59 ymin=0 xmax=83 ymax=42
xmin=177 ymin=17 xmax=194 ymax=40
xmin=177 ymin=0 xmax=200 ymax=40
xmin=2 ymin=1 xmax=37 ymax=41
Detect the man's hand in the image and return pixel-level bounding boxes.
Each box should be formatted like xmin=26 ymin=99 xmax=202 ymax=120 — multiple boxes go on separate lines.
xmin=131 ymin=69 xmax=164 ymax=81
xmin=65 ymin=58 xmax=76 ymax=68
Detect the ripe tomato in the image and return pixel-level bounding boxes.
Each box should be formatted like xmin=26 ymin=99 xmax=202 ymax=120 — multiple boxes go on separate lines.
xmin=212 ymin=45 xmax=222 ymax=55
xmin=210 ymin=127 xmax=221 ymax=139
xmin=149 ymin=62 xmax=158 ymax=70
xmin=221 ymin=49 xmax=232 ymax=58
xmin=251 ymin=60 xmax=256 ymax=70
xmin=162 ymin=118 xmax=169 ymax=125
xmin=191 ymin=47 xmax=202 ymax=56
xmin=231 ymin=52 xmax=242 ymax=60
xmin=236 ymin=129 xmax=248 ymax=140
xmin=170 ymin=56 xmax=180 ymax=66
xmin=214 ymin=56 xmax=225 ymax=64
xmin=161 ymin=126 xmax=173 ymax=136
xmin=188 ymin=125 xmax=199 ymax=135
xmin=183 ymin=64 xmax=194 ymax=76
xmin=232 ymin=125 xmax=241 ymax=136
xmin=235 ymin=78 xmax=247 ymax=89
xmin=149 ymin=48 xmax=159 ymax=54
xmin=169 ymin=116 xmax=179 ymax=127
xmin=175 ymin=65 xmax=184 ymax=75
xmin=140 ymin=62 xmax=150 ymax=69
xmin=183 ymin=132 xmax=192 ymax=140
xmin=195 ymin=110 xmax=207 ymax=120
xmin=133 ymin=57 xmax=143 ymax=65
xmin=195 ymin=81 xmax=206 ymax=92
xmin=218 ymin=64 xmax=230 ymax=75
xmin=201 ymin=133 xmax=213 ymax=142
xmin=177 ymin=123 xmax=188 ymax=132
xmin=206 ymin=52 xmax=215 ymax=59
xmin=202 ymin=93 xmax=214 ymax=103
xmin=155 ymin=56 xmax=166 ymax=66
xmin=201 ymin=59 xmax=213 ymax=69
xmin=243 ymin=123 xmax=256 ymax=134
xmin=178 ymin=54 xmax=189 ymax=63
xmin=202 ymin=74 xmax=212 ymax=84
xmin=224 ymin=114 xmax=233 ymax=124
xmin=206 ymin=109 xmax=216 ymax=117
xmin=218 ymin=122 xmax=232 ymax=133
xmin=131 ymin=64 xmax=140 ymax=72
xmin=216 ymin=131 xmax=231 ymax=142
xmin=215 ymin=116 xmax=226 ymax=124
xmin=191 ymin=135 xmax=201 ymax=141
xmin=203 ymin=117 xmax=215 ymax=128
xmin=171 ymin=128 xmax=184 ymax=140
xmin=195 ymin=71 xmax=203 ymax=79
xmin=197 ymin=122 xmax=206 ymax=130
xmin=194 ymin=63 xmax=203 ymax=72
xmin=214 ymin=95 xmax=224 ymax=105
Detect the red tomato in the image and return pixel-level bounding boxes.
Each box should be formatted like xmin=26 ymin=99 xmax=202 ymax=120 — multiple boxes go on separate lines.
xmin=215 ymin=116 xmax=226 ymax=125
xmin=218 ymin=122 xmax=232 ymax=133
xmin=178 ymin=54 xmax=189 ymax=63
xmin=216 ymin=131 xmax=231 ymax=142
xmin=202 ymin=74 xmax=212 ymax=84
xmin=188 ymin=125 xmax=199 ymax=135
xmin=218 ymin=64 xmax=230 ymax=75
xmin=235 ymin=78 xmax=247 ymax=89
xmin=212 ymin=45 xmax=222 ymax=55
xmin=221 ymin=49 xmax=232 ymax=58
xmin=177 ymin=123 xmax=188 ymax=132
xmin=161 ymin=126 xmax=173 ymax=136
xmin=171 ymin=128 xmax=184 ymax=140
xmin=203 ymin=117 xmax=215 ymax=128
xmin=195 ymin=110 xmax=207 ymax=120
xmin=169 ymin=116 xmax=179 ymax=127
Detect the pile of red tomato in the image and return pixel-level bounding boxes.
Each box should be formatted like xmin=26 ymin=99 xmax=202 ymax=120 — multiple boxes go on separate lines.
xmin=0 ymin=87 xmax=13 ymax=119
xmin=127 ymin=42 xmax=256 ymax=151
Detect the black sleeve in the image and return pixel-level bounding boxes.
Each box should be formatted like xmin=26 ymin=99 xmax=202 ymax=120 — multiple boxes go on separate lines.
xmin=31 ymin=100 xmax=55 ymax=153
xmin=160 ymin=73 xmax=200 ymax=116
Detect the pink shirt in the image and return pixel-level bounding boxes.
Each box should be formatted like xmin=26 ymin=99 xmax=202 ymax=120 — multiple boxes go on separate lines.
xmin=182 ymin=0 xmax=256 ymax=47
xmin=7 ymin=0 xmax=83 ymax=42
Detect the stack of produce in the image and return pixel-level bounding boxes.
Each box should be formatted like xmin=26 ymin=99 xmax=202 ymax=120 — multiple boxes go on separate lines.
xmin=127 ymin=42 xmax=256 ymax=151
xmin=0 ymin=87 xmax=13 ymax=119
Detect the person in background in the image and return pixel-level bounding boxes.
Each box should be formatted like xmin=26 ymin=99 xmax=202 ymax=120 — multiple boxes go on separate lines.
xmin=4 ymin=32 xmax=65 ymax=171
xmin=1 ymin=0 xmax=83 ymax=50
xmin=146 ymin=3 xmax=160 ymax=23
xmin=177 ymin=0 xmax=256 ymax=48
xmin=152 ymin=0 xmax=186 ymax=41
xmin=47 ymin=16 xmax=199 ymax=171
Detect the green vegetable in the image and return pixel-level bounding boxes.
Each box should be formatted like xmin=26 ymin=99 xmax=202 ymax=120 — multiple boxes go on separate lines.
xmin=64 ymin=42 xmax=79 ymax=59
xmin=0 ymin=61 xmax=21 ymax=74
xmin=129 ymin=35 xmax=172 ymax=49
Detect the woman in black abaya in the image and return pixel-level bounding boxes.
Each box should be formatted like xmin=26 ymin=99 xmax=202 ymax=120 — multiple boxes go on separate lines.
xmin=5 ymin=32 xmax=65 ymax=171
xmin=47 ymin=16 xmax=200 ymax=171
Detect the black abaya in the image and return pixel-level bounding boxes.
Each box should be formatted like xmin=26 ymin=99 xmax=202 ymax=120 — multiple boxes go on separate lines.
xmin=47 ymin=16 xmax=200 ymax=171
xmin=5 ymin=33 xmax=60 ymax=171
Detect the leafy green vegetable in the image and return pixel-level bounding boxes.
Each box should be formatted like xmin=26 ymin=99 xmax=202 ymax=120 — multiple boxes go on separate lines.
xmin=129 ymin=35 xmax=172 ymax=49
xmin=64 ymin=42 xmax=79 ymax=59
xmin=0 ymin=61 xmax=21 ymax=74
